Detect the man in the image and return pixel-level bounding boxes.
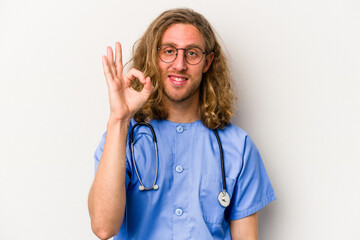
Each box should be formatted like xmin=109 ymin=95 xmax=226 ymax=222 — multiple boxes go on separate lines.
xmin=88 ymin=8 xmax=275 ymax=240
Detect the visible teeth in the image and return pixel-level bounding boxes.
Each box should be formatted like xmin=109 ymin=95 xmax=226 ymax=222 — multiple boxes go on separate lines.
xmin=172 ymin=77 xmax=186 ymax=81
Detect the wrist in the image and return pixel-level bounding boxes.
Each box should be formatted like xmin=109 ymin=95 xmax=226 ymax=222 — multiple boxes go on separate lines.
xmin=108 ymin=114 xmax=131 ymax=124
xmin=107 ymin=117 xmax=131 ymax=131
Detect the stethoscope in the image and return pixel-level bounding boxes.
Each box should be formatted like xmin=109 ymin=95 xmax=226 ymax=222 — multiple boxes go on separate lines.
xmin=129 ymin=122 xmax=231 ymax=208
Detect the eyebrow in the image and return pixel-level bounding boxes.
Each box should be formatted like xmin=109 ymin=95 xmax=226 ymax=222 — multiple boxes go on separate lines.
xmin=160 ymin=42 xmax=203 ymax=49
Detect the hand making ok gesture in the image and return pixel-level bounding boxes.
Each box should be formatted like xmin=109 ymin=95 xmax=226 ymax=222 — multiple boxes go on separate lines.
xmin=102 ymin=42 xmax=153 ymax=121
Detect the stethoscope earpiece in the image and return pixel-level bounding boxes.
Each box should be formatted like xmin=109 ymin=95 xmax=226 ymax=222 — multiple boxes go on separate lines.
xmin=138 ymin=185 xmax=158 ymax=191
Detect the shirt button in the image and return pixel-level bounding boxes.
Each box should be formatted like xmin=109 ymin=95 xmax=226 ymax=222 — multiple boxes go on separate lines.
xmin=176 ymin=125 xmax=184 ymax=133
xmin=175 ymin=208 xmax=183 ymax=216
xmin=175 ymin=165 xmax=183 ymax=173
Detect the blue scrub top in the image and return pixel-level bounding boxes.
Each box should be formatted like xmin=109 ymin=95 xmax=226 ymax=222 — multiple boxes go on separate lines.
xmin=94 ymin=119 xmax=276 ymax=240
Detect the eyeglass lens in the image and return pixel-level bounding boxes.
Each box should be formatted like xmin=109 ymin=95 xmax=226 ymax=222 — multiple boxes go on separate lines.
xmin=159 ymin=45 xmax=204 ymax=65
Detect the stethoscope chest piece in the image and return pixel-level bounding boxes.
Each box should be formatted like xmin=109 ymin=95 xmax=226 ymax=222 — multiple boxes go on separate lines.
xmin=218 ymin=190 xmax=230 ymax=207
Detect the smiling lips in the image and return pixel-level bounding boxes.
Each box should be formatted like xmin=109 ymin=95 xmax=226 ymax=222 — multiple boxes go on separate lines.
xmin=168 ymin=75 xmax=189 ymax=86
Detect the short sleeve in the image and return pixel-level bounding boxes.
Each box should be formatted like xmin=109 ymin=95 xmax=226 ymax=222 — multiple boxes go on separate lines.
xmin=228 ymin=135 xmax=276 ymax=220
xmin=93 ymin=131 xmax=131 ymax=188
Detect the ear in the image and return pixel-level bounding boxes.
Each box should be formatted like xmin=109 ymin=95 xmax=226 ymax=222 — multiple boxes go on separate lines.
xmin=202 ymin=51 xmax=215 ymax=73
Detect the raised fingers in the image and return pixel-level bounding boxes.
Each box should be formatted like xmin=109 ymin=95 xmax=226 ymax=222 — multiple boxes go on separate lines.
xmin=115 ymin=42 xmax=123 ymax=77
xmin=102 ymin=55 xmax=114 ymax=84
xmin=106 ymin=46 xmax=116 ymax=77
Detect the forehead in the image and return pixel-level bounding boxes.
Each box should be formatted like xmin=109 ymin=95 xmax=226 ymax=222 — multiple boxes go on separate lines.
xmin=160 ymin=23 xmax=205 ymax=48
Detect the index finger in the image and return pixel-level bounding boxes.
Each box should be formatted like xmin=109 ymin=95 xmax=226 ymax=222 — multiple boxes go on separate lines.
xmin=124 ymin=68 xmax=146 ymax=87
xmin=115 ymin=42 xmax=123 ymax=77
xmin=102 ymin=55 xmax=114 ymax=85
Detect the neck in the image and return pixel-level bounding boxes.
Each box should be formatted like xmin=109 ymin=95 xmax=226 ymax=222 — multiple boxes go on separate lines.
xmin=163 ymin=95 xmax=200 ymax=123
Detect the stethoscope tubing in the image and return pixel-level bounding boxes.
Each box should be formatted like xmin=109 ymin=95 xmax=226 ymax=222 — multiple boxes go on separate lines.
xmin=130 ymin=122 xmax=159 ymax=191
xmin=129 ymin=122 xmax=229 ymax=207
xmin=214 ymin=129 xmax=226 ymax=192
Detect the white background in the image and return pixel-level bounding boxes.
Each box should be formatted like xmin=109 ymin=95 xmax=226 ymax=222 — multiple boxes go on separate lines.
xmin=1 ymin=0 xmax=359 ymax=239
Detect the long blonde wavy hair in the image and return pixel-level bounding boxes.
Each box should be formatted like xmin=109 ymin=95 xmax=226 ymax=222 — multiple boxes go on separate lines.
xmin=129 ymin=8 xmax=236 ymax=129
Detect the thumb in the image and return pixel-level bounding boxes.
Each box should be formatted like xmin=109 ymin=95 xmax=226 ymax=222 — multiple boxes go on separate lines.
xmin=140 ymin=77 xmax=154 ymax=97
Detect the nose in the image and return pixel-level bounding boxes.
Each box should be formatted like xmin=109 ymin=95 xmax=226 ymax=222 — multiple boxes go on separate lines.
xmin=172 ymin=49 xmax=188 ymax=72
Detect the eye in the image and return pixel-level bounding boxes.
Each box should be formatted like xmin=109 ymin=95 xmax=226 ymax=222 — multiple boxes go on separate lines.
xmin=162 ymin=47 xmax=176 ymax=55
xmin=186 ymin=48 xmax=200 ymax=58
